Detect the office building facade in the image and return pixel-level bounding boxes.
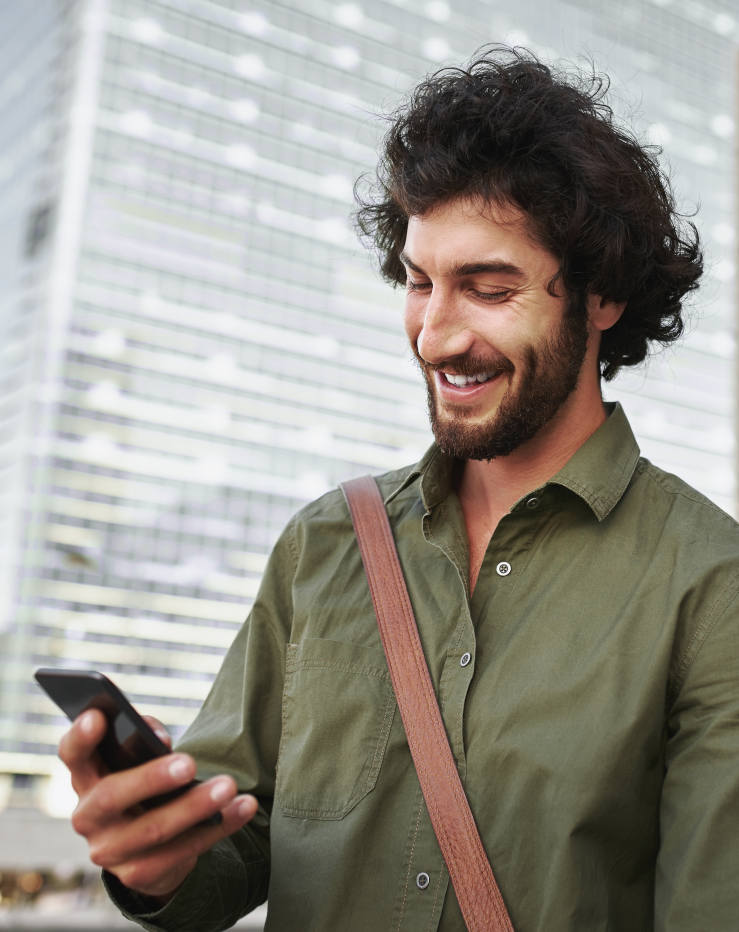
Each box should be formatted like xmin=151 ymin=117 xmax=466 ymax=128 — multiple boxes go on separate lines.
xmin=0 ymin=0 xmax=735 ymax=801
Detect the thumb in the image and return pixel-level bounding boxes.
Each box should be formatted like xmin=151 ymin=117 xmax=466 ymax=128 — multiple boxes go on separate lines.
xmin=143 ymin=715 xmax=172 ymax=750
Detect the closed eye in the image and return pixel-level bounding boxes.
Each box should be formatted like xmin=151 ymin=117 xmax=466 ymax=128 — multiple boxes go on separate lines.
xmin=406 ymin=280 xmax=511 ymax=302
xmin=471 ymin=289 xmax=510 ymax=302
xmin=406 ymin=279 xmax=431 ymax=292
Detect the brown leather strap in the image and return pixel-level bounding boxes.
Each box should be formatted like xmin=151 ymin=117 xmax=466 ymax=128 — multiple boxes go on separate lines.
xmin=341 ymin=475 xmax=514 ymax=932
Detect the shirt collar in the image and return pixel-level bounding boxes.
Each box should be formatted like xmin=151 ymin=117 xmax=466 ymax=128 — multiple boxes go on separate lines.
xmin=548 ymin=402 xmax=641 ymax=521
xmin=384 ymin=443 xmax=452 ymax=510
xmin=385 ymin=402 xmax=641 ymax=521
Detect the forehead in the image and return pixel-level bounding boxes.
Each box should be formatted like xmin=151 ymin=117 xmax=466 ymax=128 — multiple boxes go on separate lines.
xmin=403 ymin=197 xmax=554 ymax=271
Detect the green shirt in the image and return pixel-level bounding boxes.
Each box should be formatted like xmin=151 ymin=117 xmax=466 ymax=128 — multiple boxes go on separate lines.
xmin=113 ymin=403 xmax=739 ymax=931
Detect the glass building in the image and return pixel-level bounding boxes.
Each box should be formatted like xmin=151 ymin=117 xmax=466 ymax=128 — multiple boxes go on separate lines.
xmin=0 ymin=0 xmax=735 ymax=810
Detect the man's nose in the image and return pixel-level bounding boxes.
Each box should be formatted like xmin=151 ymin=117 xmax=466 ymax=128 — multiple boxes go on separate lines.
xmin=415 ymin=289 xmax=473 ymax=365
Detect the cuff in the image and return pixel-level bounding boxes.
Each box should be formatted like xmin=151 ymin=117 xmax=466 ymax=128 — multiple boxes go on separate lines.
xmin=101 ymin=838 xmax=256 ymax=932
xmin=102 ymin=870 xmax=183 ymax=930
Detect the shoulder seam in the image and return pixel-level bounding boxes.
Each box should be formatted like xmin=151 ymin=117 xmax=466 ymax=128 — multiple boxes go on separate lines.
xmin=668 ymin=579 xmax=739 ymax=707
xmin=285 ymin=511 xmax=300 ymax=581
xmin=636 ymin=459 xmax=737 ymax=529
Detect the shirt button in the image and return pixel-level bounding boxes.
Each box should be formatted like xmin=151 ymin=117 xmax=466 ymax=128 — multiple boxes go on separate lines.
xmin=496 ymin=561 xmax=512 ymax=576
xmin=416 ymin=872 xmax=430 ymax=890
xmin=526 ymin=496 xmax=540 ymax=509
xmin=460 ymin=651 xmax=471 ymax=667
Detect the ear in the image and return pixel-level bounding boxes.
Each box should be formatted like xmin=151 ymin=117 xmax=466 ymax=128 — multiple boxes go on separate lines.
xmin=586 ymin=294 xmax=626 ymax=333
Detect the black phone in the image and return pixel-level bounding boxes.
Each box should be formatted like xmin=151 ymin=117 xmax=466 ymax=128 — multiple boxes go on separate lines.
xmin=34 ymin=667 xmax=219 ymax=819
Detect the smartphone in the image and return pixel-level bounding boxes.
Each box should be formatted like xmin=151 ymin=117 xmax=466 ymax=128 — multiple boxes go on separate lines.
xmin=34 ymin=667 xmax=220 ymax=821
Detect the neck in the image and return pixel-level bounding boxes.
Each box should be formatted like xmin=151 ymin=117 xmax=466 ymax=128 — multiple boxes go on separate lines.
xmin=458 ymin=390 xmax=608 ymax=520
xmin=457 ymin=390 xmax=608 ymax=595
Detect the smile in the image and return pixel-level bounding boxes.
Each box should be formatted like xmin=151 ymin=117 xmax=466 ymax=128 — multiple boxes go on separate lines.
xmin=433 ymin=368 xmax=509 ymax=404
xmin=442 ymin=371 xmax=497 ymax=387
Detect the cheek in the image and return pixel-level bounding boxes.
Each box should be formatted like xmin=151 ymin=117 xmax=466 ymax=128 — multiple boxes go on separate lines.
xmin=403 ymin=300 xmax=422 ymax=343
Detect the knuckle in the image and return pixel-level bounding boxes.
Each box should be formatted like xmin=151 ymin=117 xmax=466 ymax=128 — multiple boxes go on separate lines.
xmin=184 ymin=835 xmax=202 ymax=859
xmin=189 ymin=827 xmax=215 ymax=858
xmin=119 ymin=860 xmax=159 ymax=892
xmin=93 ymin=781 xmax=118 ymax=817
xmin=70 ymin=806 xmax=88 ymax=837
xmin=57 ymin=732 xmax=74 ymax=766
xmin=88 ymin=842 xmax=109 ymax=868
xmin=116 ymin=862 xmax=143 ymax=889
xmin=140 ymin=817 xmax=165 ymax=849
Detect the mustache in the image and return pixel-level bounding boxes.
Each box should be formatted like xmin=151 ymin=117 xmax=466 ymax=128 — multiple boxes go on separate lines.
xmin=412 ymin=348 xmax=514 ymax=378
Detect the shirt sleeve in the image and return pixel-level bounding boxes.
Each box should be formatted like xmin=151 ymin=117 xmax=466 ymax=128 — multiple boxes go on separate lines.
xmin=104 ymin=515 xmax=298 ymax=931
xmin=655 ymin=571 xmax=739 ymax=931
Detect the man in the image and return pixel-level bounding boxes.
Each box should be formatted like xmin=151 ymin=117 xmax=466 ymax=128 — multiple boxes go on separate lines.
xmin=58 ymin=48 xmax=737 ymax=931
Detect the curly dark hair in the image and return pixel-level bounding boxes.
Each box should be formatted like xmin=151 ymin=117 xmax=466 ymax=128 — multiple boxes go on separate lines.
xmin=354 ymin=46 xmax=703 ymax=381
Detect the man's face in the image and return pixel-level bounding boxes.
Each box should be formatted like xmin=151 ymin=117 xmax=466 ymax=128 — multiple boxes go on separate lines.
xmin=402 ymin=197 xmax=591 ymax=460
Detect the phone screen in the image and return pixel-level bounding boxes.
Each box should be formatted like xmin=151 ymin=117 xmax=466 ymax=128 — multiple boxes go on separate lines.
xmin=34 ymin=669 xmax=169 ymax=772
xmin=86 ymin=689 xmax=166 ymax=771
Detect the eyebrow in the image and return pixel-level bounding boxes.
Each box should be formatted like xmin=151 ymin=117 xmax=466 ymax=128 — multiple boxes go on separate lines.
xmin=399 ymin=250 xmax=525 ymax=279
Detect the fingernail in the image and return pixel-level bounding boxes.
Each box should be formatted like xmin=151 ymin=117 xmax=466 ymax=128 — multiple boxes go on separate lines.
xmin=80 ymin=711 xmax=95 ymax=733
xmin=168 ymin=757 xmax=191 ymax=781
xmin=154 ymin=728 xmax=169 ymax=744
xmin=210 ymin=779 xmax=233 ymax=803
xmin=238 ymin=797 xmax=255 ymax=819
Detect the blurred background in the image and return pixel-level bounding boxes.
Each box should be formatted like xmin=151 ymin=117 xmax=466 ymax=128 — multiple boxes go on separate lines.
xmin=0 ymin=0 xmax=735 ymax=927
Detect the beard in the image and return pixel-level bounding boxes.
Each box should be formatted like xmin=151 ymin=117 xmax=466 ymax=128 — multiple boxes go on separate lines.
xmin=418 ymin=295 xmax=590 ymax=461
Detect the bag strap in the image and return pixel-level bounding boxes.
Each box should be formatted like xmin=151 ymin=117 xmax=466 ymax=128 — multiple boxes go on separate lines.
xmin=341 ymin=475 xmax=514 ymax=932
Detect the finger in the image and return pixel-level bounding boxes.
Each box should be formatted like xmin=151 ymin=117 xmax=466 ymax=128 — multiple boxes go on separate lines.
xmin=106 ymin=794 xmax=259 ymax=898
xmin=86 ymin=774 xmax=240 ymax=865
xmin=143 ymin=715 xmax=172 ymax=749
xmin=74 ymin=753 xmax=198 ymax=835
xmin=58 ymin=709 xmax=109 ymax=795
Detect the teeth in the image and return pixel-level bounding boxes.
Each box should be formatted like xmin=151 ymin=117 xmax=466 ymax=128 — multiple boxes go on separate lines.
xmin=445 ymin=372 xmax=495 ymax=387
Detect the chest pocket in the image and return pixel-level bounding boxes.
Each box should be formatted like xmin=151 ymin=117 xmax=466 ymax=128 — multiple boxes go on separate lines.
xmin=276 ymin=638 xmax=396 ymax=820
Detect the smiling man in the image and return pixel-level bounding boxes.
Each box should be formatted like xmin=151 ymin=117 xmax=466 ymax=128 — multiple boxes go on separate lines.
xmin=400 ymin=204 xmax=595 ymax=463
xmin=398 ymin=197 xmax=626 ymax=590
xmin=58 ymin=47 xmax=738 ymax=932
